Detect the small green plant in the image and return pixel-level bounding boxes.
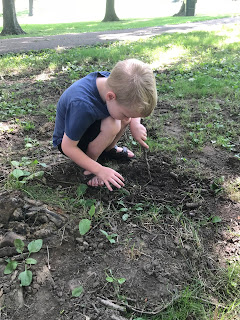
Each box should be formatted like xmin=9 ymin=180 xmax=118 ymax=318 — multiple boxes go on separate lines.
xmin=9 ymin=157 xmax=46 ymax=186
xmin=217 ymin=136 xmax=236 ymax=151
xmin=72 ymin=286 xmax=84 ymax=297
xmin=79 ymin=203 xmax=96 ymax=236
xmin=24 ymin=137 xmax=39 ymax=149
xmin=4 ymin=239 xmax=43 ymax=287
xmin=16 ymin=119 xmax=35 ymax=131
xmin=105 ymin=269 xmax=126 ymax=297
xmin=210 ymin=176 xmax=225 ymax=195
xmin=73 ymin=184 xmax=96 ymax=208
xmin=100 ymin=229 xmax=118 ymax=244
xmin=211 ymin=215 xmax=222 ymax=224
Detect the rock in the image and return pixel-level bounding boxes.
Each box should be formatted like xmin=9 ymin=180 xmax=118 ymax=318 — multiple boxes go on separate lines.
xmin=0 ymin=247 xmax=17 ymax=258
xmin=98 ymin=242 xmax=104 ymax=249
xmin=36 ymin=265 xmax=54 ymax=285
xmin=25 ymin=211 xmax=38 ymax=217
xmin=0 ymin=232 xmax=25 ymax=248
xmin=16 ymin=287 xmax=24 ymax=308
xmin=46 ymin=214 xmax=64 ymax=227
xmin=189 ymin=211 xmax=196 ymax=217
xmin=186 ymin=202 xmax=201 ymax=209
xmin=170 ymin=172 xmax=178 ymax=180
xmin=23 ymin=197 xmax=43 ymax=206
xmin=0 ymin=191 xmax=23 ymax=224
xmin=76 ymin=238 xmax=84 ymax=244
xmin=12 ymin=207 xmax=24 ymax=220
xmin=83 ymin=241 xmax=89 ymax=248
xmin=34 ymin=228 xmax=53 ymax=238
xmin=38 ymin=215 xmax=48 ymax=224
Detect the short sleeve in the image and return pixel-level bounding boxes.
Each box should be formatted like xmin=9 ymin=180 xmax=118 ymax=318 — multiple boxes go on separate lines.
xmin=65 ymin=100 xmax=95 ymax=141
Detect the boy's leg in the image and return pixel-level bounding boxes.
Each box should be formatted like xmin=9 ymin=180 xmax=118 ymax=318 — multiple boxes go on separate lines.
xmin=85 ymin=117 xmax=121 ymax=161
xmin=86 ymin=117 xmax=134 ymax=161
xmin=85 ymin=117 xmax=134 ymax=187
xmin=104 ymin=118 xmax=134 ymax=157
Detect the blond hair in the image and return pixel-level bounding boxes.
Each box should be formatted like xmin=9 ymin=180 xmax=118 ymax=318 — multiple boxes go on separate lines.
xmin=107 ymin=59 xmax=157 ymax=117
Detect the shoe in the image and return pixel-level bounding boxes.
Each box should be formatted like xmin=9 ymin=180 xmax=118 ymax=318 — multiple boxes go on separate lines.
xmin=99 ymin=145 xmax=135 ymax=162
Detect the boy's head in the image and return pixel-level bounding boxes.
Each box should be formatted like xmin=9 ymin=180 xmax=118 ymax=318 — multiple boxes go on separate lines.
xmin=107 ymin=59 xmax=157 ymax=117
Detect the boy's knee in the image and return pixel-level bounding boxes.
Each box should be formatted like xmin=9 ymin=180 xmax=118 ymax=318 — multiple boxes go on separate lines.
xmin=101 ymin=117 xmax=121 ymax=136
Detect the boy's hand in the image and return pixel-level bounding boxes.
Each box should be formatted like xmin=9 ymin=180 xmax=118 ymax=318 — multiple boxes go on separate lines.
xmin=61 ymin=133 xmax=124 ymax=191
xmin=130 ymin=119 xmax=149 ymax=149
xmin=96 ymin=166 xmax=125 ymax=191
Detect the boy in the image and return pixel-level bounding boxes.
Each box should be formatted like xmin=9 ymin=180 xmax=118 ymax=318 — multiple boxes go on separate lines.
xmin=53 ymin=59 xmax=157 ymax=191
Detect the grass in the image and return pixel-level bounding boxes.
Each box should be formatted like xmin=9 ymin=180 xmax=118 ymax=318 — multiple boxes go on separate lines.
xmin=0 ymin=14 xmax=236 ymax=39
xmin=0 ymin=17 xmax=240 ymax=320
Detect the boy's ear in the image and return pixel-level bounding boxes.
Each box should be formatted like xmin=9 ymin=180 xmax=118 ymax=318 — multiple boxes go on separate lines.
xmin=106 ymin=91 xmax=116 ymax=101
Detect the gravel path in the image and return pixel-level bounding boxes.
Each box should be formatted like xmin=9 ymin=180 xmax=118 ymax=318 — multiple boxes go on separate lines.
xmin=0 ymin=17 xmax=239 ymax=54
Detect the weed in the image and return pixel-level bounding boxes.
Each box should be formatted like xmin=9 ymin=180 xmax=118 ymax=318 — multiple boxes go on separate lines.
xmin=72 ymin=286 xmax=84 ymax=298
xmin=4 ymin=239 xmax=43 ymax=287
xmin=18 ymin=120 xmax=35 ymax=131
xmin=100 ymin=230 xmax=118 ymax=244
xmin=8 ymin=157 xmax=46 ymax=188
xmin=210 ymin=176 xmax=225 ymax=195
xmin=24 ymin=137 xmax=39 ymax=149
xmin=79 ymin=201 xmax=96 ymax=236
xmin=105 ymin=269 xmax=126 ymax=298
xmin=45 ymin=103 xmax=57 ymax=122
xmin=0 ymin=95 xmax=39 ymax=120
xmin=124 ymin=240 xmax=144 ymax=260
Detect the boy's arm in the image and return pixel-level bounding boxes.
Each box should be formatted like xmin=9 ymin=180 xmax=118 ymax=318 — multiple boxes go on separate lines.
xmin=129 ymin=118 xmax=149 ymax=149
xmin=61 ymin=133 xmax=124 ymax=191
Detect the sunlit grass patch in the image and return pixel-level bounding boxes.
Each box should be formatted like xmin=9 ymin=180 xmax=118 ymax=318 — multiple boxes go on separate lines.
xmin=224 ymin=176 xmax=240 ymax=202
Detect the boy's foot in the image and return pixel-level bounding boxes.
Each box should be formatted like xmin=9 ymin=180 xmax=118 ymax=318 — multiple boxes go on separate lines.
xmin=100 ymin=145 xmax=135 ymax=162
xmin=83 ymin=172 xmax=104 ymax=187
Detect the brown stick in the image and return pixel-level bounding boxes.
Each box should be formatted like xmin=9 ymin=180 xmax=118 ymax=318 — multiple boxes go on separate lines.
xmin=97 ymin=298 xmax=126 ymax=312
xmin=143 ymin=148 xmax=152 ymax=182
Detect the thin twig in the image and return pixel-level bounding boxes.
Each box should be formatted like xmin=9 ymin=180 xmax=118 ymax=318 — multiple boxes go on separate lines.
xmin=143 ymin=148 xmax=152 ymax=182
xmin=46 ymin=245 xmax=51 ymax=270
xmin=59 ymin=226 xmax=66 ymax=246
xmin=118 ymin=294 xmax=181 ymax=316
xmin=193 ymin=296 xmax=227 ymax=309
xmin=97 ymin=297 xmax=126 ymax=312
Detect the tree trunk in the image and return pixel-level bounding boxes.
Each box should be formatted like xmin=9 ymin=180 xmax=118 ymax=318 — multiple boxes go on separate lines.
xmin=102 ymin=0 xmax=119 ymax=22
xmin=1 ymin=0 xmax=26 ymax=36
xmin=29 ymin=0 xmax=34 ymax=16
xmin=173 ymin=0 xmax=197 ymax=17
xmin=186 ymin=0 xmax=196 ymax=16
xmin=173 ymin=0 xmax=185 ymax=16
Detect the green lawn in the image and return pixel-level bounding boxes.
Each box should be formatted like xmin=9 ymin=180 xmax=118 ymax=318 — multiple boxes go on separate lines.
xmin=0 ymin=14 xmax=235 ymax=39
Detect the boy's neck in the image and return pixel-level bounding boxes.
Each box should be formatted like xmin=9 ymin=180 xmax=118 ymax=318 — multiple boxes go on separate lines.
xmin=96 ymin=77 xmax=108 ymax=103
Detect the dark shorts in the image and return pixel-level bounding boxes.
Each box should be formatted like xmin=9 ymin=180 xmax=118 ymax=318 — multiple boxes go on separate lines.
xmin=58 ymin=120 xmax=101 ymax=156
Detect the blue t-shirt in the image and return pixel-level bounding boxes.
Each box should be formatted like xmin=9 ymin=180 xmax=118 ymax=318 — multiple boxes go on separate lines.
xmin=53 ymin=71 xmax=110 ymax=147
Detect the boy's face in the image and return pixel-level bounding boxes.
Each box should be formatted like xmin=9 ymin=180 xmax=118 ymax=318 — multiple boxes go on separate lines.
xmin=106 ymin=95 xmax=142 ymax=120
